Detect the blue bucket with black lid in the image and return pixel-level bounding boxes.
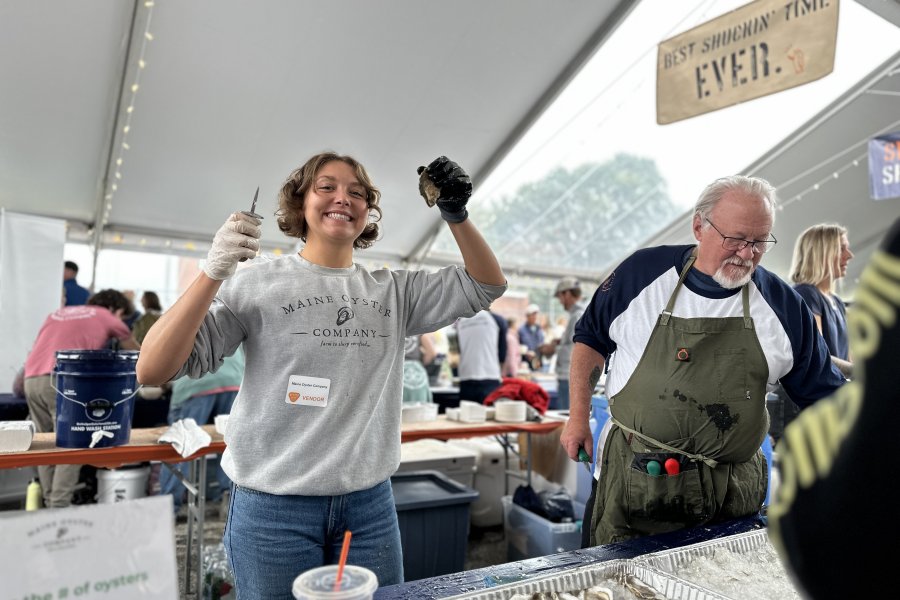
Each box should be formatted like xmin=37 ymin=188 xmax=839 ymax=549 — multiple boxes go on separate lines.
xmin=54 ymin=349 xmax=140 ymax=448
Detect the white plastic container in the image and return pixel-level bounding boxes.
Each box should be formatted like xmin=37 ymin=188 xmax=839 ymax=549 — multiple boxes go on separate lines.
xmin=0 ymin=421 xmax=34 ymax=452
xmin=448 ymin=437 xmax=514 ymax=527
xmin=97 ymin=465 xmax=150 ymax=503
xmin=420 ymin=402 xmax=439 ymax=421
xmin=214 ymin=414 xmax=229 ymax=435
xmin=397 ymin=439 xmax=477 ymax=489
xmin=401 ymin=404 xmax=425 ymax=423
xmin=502 ymin=495 xmax=585 ymax=561
xmin=458 ymin=400 xmax=486 ymax=423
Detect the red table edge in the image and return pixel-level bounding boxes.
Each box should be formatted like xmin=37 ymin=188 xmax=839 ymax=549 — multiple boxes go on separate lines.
xmin=0 ymin=419 xmax=564 ymax=469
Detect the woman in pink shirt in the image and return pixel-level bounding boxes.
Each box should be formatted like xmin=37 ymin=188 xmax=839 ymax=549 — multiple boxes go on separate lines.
xmin=24 ymin=289 xmax=139 ymax=508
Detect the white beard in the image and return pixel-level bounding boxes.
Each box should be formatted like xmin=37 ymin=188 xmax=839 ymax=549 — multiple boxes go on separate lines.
xmin=713 ymin=257 xmax=754 ymax=289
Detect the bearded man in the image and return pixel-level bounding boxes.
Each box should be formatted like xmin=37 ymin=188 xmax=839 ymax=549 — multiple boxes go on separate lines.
xmin=560 ymin=175 xmax=844 ymax=546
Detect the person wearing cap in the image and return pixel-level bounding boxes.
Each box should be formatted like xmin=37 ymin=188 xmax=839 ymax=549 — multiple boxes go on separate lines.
xmin=560 ymin=175 xmax=844 ymax=547
xmin=541 ymin=277 xmax=587 ymax=410
xmin=518 ymin=304 xmax=544 ymax=370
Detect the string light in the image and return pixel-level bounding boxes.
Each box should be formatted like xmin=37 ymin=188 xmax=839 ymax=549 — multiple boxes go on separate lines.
xmin=777 ymin=151 xmax=868 ymax=211
xmin=100 ymin=0 xmax=155 ymax=238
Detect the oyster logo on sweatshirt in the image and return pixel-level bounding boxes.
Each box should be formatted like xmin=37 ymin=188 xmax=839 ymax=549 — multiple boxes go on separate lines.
xmin=336 ymin=306 xmax=354 ymax=325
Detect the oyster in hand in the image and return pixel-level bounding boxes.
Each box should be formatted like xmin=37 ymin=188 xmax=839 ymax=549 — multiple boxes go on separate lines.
xmin=417 ymin=165 xmax=440 ymax=207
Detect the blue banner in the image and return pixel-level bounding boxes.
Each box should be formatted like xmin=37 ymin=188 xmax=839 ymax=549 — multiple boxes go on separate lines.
xmin=869 ymin=132 xmax=900 ymax=201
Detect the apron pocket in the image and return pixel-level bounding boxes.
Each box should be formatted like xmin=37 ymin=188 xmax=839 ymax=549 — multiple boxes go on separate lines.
xmin=625 ymin=452 xmax=709 ymax=531
xmin=714 ymin=348 xmax=749 ymax=401
xmin=720 ymin=450 xmax=767 ymax=519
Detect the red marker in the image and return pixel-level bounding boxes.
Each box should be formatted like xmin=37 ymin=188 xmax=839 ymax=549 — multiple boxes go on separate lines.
xmin=664 ymin=458 xmax=680 ymax=475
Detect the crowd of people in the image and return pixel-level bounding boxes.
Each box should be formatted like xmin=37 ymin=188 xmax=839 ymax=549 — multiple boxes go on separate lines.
xmin=13 ymin=149 xmax=896 ymax=600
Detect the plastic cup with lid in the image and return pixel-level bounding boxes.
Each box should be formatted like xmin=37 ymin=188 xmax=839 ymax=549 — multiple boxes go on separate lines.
xmin=292 ymin=564 xmax=378 ymax=600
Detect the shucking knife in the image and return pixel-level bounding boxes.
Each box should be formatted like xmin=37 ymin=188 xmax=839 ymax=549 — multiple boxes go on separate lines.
xmin=239 ymin=186 xmax=263 ymax=262
xmin=242 ymin=186 xmax=264 ymax=220
xmin=577 ymin=447 xmax=592 ymax=474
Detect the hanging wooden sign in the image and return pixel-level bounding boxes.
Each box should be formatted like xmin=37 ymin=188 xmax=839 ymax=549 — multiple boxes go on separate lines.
xmin=657 ymin=0 xmax=839 ymax=124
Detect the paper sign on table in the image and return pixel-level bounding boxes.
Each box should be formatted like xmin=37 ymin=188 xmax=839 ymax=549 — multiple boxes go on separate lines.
xmin=0 ymin=495 xmax=178 ymax=598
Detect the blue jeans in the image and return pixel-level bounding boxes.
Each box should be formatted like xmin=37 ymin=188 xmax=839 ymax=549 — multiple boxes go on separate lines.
xmin=224 ymin=480 xmax=403 ymax=599
xmin=159 ymin=391 xmax=237 ymax=509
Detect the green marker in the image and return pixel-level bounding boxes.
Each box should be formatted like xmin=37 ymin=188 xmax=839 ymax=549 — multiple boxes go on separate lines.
xmin=646 ymin=460 xmax=662 ymax=476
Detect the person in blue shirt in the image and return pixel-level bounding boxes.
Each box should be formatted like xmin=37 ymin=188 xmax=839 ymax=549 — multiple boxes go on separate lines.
xmin=789 ymin=223 xmax=854 ymax=377
xmin=63 ymin=261 xmax=90 ymax=306
xmin=518 ymin=304 xmax=544 ymax=370
xmin=560 ymin=175 xmax=845 ymax=546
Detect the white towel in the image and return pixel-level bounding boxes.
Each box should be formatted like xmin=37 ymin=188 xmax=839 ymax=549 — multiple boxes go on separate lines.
xmin=158 ymin=418 xmax=212 ymax=458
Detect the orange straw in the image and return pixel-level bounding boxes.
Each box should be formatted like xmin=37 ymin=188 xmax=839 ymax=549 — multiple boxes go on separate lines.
xmin=334 ymin=530 xmax=353 ymax=591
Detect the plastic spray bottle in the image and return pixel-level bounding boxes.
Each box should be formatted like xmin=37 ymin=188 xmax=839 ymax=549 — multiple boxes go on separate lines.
xmin=26 ymin=478 xmax=42 ymax=511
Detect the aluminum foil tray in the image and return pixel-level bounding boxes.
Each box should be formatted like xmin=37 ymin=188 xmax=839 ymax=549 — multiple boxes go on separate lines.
xmin=444 ymin=559 xmax=729 ymax=600
xmin=637 ymin=530 xmax=802 ymax=600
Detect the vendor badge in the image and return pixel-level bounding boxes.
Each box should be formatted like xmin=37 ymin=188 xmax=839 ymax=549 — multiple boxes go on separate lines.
xmin=285 ymin=375 xmax=331 ymax=407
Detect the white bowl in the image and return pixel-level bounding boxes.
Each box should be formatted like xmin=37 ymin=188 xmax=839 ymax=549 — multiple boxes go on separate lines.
xmin=494 ymin=399 xmax=527 ymax=423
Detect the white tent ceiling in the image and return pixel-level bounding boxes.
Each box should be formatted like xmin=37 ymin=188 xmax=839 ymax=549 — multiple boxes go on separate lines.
xmin=1 ymin=0 xmax=633 ymax=262
xmin=2 ymin=0 xmax=899 ymax=296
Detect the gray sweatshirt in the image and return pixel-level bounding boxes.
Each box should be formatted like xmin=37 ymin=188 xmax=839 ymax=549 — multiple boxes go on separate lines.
xmin=173 ymin=254 xmax=506 ymax=495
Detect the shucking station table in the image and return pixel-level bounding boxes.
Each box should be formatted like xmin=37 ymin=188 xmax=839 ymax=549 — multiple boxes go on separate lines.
xmin=0 ymin=416 xmax=564 ymax=596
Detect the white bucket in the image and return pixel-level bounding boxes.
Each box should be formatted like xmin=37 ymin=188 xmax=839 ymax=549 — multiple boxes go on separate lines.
xmin=97 ymin=465 xmax=150 ymax=503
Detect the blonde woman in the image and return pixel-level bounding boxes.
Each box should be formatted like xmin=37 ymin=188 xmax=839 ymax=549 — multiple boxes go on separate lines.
xmin=790 ymin=223 xmax=854 ymax=377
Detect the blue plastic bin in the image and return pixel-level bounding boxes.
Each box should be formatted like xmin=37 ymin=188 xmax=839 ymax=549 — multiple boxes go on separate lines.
xmin=391 ymin=470 xmax=479 ymax=581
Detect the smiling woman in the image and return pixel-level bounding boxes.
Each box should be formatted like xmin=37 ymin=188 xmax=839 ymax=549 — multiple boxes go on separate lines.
xmin=275 ymin=153 xmax=383 ymax=266
xmin=134 ymin=150 xmax=506 ymax=598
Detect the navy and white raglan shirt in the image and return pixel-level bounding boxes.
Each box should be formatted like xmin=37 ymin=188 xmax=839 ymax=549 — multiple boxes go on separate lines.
xmin=171 ymin=254 xmax=506 ymax=496
xmin=793 ymin=283 xmax=849 ymax=360
xmin=574 ymin=245 xmax=844 ymax=407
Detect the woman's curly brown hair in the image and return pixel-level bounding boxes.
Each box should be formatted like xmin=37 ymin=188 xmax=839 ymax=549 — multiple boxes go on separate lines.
xmin=276 ymin=152 xmax=382 ymax=249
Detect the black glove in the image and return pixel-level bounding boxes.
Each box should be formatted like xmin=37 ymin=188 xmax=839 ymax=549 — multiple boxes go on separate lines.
xmin=417 ymin=156 xmax=472 ymax=223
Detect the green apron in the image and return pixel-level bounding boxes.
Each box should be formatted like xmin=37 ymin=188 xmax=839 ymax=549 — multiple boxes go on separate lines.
xmin=590 ymin=254 xmax=769 ymax=545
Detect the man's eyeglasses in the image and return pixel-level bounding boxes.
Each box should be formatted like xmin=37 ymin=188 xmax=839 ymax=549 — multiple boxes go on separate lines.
xmin=705 ymin=218 xmax=777 ymax=254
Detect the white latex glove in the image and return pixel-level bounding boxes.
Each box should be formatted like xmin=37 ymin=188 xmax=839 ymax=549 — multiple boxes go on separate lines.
xmin=203 ymin=212 xmax=262 ymax=280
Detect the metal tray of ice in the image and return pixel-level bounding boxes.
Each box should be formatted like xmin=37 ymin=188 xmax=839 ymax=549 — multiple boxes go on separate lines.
xmin=636 ymin=530 xmax=803 ymax=600
xmin=444 ymin=559 xmax=729 ymax=600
